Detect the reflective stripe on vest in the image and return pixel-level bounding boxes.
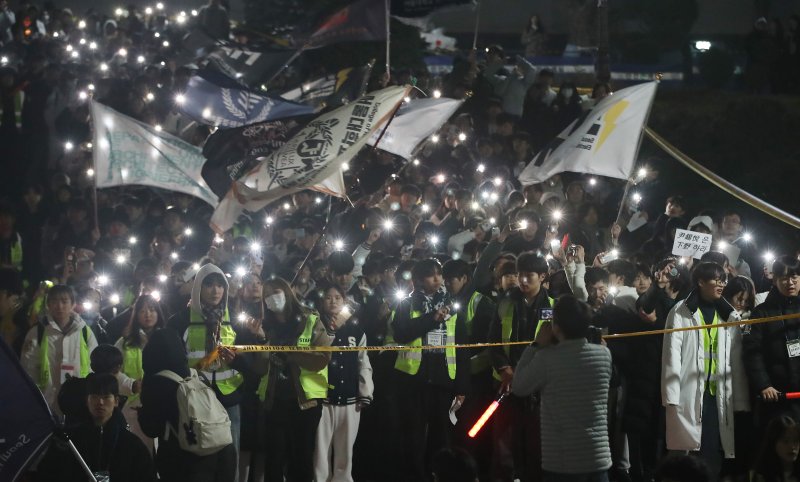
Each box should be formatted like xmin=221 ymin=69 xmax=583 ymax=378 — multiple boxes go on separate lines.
xmin=492 ymin=296 xmax=554 ymax=381
xmin=394 ymin=309 xmax=458 ymax=379
xmin=39 ymin=325 xmax=90 ymax=390
xmin=186 ymin=309 xmax=243 ymax=396
xmin=256 ymin=314 xmax=329 ymax=402
xmin=121 ymin=343 xmax=144 ymax=404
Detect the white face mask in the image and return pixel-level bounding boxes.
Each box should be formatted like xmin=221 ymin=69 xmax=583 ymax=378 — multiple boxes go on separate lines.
xmin=265 ymin=292 xmax=286 ymax=312
xmin=561 ymin=88 xmax=574 ymax=98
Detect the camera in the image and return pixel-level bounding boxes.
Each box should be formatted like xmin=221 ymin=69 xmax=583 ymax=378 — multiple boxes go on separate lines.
xmin=587 ymin=326 xmax=604 ymax=344
xmin=567 ymin=244 xmax=578 ymax=257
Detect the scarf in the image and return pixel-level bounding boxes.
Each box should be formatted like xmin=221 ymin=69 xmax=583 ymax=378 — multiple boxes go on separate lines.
xmin=421 ymin=285 xmax=451 ymax=315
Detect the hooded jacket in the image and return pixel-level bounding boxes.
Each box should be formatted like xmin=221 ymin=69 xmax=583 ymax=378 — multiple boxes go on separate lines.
xmin=168 ymin=264 xmax=248 ymax=407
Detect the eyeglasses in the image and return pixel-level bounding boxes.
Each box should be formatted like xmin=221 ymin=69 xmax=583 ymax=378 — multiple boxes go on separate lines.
xmin=778 ymin=275 xmax=800 ymax=285
xmin=710 ymin=278 xmax=728 ymax=287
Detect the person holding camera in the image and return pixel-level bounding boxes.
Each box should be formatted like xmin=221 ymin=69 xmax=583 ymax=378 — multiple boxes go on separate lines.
xmin=512 ymin=294 xmax=613 ymax=482
xmin=661 ymin=262 xmax=750 ymax=481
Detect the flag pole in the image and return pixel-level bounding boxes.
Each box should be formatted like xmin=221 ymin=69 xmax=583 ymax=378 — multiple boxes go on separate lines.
xmin=472 ymin=0 xmax=482 ymax=50
xmin=384 ymin=0 xmax=391 ymax=81
xmin=61 ymin=431 xmax=99 ymax=482
xmin=292 ymin=196 xmax=333 ymax=285
xmin=265 ymin=43 xmax=308 ymax=88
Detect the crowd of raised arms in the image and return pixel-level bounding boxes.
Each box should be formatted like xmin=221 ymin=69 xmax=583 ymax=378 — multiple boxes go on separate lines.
xmin=3 ymin=1 xmax=800 ymax=482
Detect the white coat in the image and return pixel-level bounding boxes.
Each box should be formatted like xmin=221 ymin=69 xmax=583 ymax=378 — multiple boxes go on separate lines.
xmin=21 ymin=315 xmax=98 ymax=415
xmin=661 ymin=294 xmax=750 ymax=458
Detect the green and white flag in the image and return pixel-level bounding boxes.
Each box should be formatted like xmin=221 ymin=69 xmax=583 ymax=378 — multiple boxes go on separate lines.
xmin=91 ymin=101 xmax=218 ymax=206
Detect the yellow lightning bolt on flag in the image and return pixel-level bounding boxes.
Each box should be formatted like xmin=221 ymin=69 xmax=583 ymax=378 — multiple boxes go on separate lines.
xmin=595 ymin=100 xmax=630 ymax=152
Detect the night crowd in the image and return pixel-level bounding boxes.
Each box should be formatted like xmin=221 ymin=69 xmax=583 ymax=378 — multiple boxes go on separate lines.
xmin=2 ymin=2 xmax=800 ymax=482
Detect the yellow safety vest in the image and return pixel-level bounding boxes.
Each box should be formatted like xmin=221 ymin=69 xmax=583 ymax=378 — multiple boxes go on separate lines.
xmin=185 ymin=309 xmax=244 ymax=396
xmin=394 ymin=308 xmax=458 ymax=380
xmin=38 ymin=324 xmax=90 ymax=390
xmin=465 ymin=292 xmax=492 ymax=374
xmin=256 ymin=314 xmax=329 ymax=402
xmin=700 ymin=310 xmax=719 ymax=396
xmin=492 ymin=295 xmax=554 ymax=381
xmin=120 ymin=342 xmax=144 ymax=404
xmin=9 ymin=233 xmax=22 ymax=271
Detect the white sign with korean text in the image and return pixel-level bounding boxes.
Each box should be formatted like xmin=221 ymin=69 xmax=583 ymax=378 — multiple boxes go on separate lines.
xmin=672 ymin=229 xmax=712 ymax=259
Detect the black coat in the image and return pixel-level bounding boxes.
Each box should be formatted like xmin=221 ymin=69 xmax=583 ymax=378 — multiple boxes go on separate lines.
xmin=742 ymin=288 xmax=800 ymax=394
xmin=36 ymin=411 xmax=156 ymax=482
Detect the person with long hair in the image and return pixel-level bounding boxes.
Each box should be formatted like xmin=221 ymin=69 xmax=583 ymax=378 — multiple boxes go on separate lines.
xmin=314 ymin=284 xmax=373 ymax=482
xmin=115 ymin=294 xmax=165 ymax=451
xmin=753 ymin=416 xmax=800 ymax=482
xmin=256 ymin=277 xmax=333 ymax=482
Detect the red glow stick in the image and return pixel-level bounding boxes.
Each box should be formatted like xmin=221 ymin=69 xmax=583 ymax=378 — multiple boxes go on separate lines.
xmin=468 ymin=393 xmax=507 ymax=438
xmin=786 ymin=392 xmax=800 ymax=399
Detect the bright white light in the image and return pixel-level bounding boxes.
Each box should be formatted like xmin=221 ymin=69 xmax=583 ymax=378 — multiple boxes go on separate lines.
xmin=151 ymin=290 xmax=161 ymax=301
xmin=489 ymin=192 xmax=499 ymax=202
xmin=78 ymin=20 xmax=87 ymax=29
xmin=154 ymin=124 xmax=162 ymax=132
xmin=78 ymin=91 xmax=88 ymax=100
xmin=452 ymin=302 xmax=461 ymax=311
xmin=170 ymin=252 xmax=179 ymax=260
xmin=477 ymin=164 xmax=485 ymax=173
xmin=100 ymin=62 xmax=109 ymax=71
xmin=66 ymin=44 xmax=74 ymax=52
xmin=86 ymin=168 xmax=95 ymax=178
xmin=176 ymin=15 xmax=186 ymax=24
xmin=519 ymin=220 xmax=529 ymax=230
xmin=97 ymin=274 xmax=109 ymax=286
xmin=637 ymin=167 xmax=648 ymax=179
xmin=86 ymin=142 xmax=93 ymax=149
xmin=611 ymin=249 xmax=619 ymax=257
xmin=250 ymin=242 xmax=261 ymax=252
xmin=743 ymin=232 xmax=753 ymax=242
xmin=64 ymin=141 xmax=74 ymax=151
xmin=609 ymin=286 xmax=619 ymax=296
xmin=175 ymin=93 xmax=185 ymax=104
xmin=433 ymin=89 xmax=441 ymax=98
xmin=115 ymin=254 xmax=127 ymax=264
xmin=82 ymin=301 xmax=94 ymax=311
xmin=213 ymin=235 xmax=224 ymax=244
xmin=481 ymin=191 xmax=489 ymax=199
xmin=333 ymin=240 xmax=345 ymax=250
xmin=552 ymin=210 xmax=562 ymax=221
xmin=191 ymin=9 xmax=198 ymax=16
xmin=110 ymin=293 xmax=121 ymax=305
xmin=115 ymin=7 xmax=124 ymax=16
xmin=395 ymin=290 xmax=406 ymax=301
xmin=129 ymin=236 xmax=137 ymax=245
xmin=70 ymin=51 xmax=79 ymax=59
xmin=145 ymin=92 xmax=155 ymax=101
xmin=238 ymin=312 xmax=248 ymax=322
xmin=52 ymin=31 xmax=59 ymax=38
xmin=471 ymin=201 xmax=480 ymax=210
xmin=430 ymin=235 xmax=439 ymax=245
xmin=156 ymin=2 xmax=164 ymax=10
xmin=403 ymin=96 xmax=411 ymax=103
xmin=179 ymin=11 xmax=186 ymax=16
xmin=764 ymin=251 xmax=775 ymax=262
xmin=89 ymin=41 xmax=97 ymax=50
xmin=315 ymin=197 xmax=322 ymax=204
xmin=493 ymin=176 xmax=502 ymax=186
xmin=202 ymin=107 xmax=212 ymax=119
xmin=154 ymin=32 xmax=160 ymax=38
xmin=235 ymin=266 xmax=247 ymax=277
xmin=79 ymin=38 xmax=86 ymax=45
xmin=718 ymin=241 xmax=728 ymax=251
xmin=192 ymin=263 xmax=200 ymax=271
xmin=458 ymin=132 xmax=467 ymax=142
xmin=137 ymin=55 xmax=145 ymax=64
xmin=589 ymin=177 xmax=597 ymax=186
xmin=118 ymin=48 xmax=127 ymax=57
xmin=413 ymin=158 xmax=420 ymax=166
xmin=184 ymin=227 xmax=193 ymax=236
xmin=431 ymin=134 xmax=440 ymax=143
xmin=421 ymin=204 xmax=430 ymax=213
xmin=0 ymin=56 xmax=7 ymax=64
xmin=120 ymin=168 xmax=129 ymax=179
xmin=145 ymin=7 xmax=153 ymax=14
xmin=158 ymin=274 xmax=168 ymax=283
xmin=342 ymin=162 xmax=350 ymax=171
xmin=436 ymin=173 xmax=446 ymax=184
xmin=283 ymin=202 xmax=291 ymax=210
xmin=383 ymin=219 xmax=394 ymax=230
xmin=265 ymin=216 xmax=274 ymax=225
xmin=162 ymin=40 xmax=170 ymax=48
xmin=632 ymin=192 xmax=642 ymax=203
xmin=489 ymin=217 xmax=496 ymax=225
xmin=695 ymin=40 xmax=712 ymax=52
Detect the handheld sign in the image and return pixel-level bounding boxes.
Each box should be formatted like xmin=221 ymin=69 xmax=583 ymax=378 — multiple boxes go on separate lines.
xmin=672 ymin=229 xmax=712 ymax=260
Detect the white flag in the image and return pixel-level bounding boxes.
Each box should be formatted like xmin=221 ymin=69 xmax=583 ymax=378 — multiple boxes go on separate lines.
xmin=91 ymin=102 xmax=218 ymax=206
xmin=210 ymin=85 xmax=411 ymax=232
xmin=519 ymin=81 xmax=658 ymax=185
xmin=368 ymin=97 xmax=463 ymax=159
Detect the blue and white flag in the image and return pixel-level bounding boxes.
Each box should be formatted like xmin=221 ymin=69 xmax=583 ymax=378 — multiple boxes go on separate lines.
xmin=0 ymin=339 xmax=56 ymax=482
xmin=92 ymin=101 xmax=219 ymax=206
xmin=179 ymin=70 xmax=316 ymax=129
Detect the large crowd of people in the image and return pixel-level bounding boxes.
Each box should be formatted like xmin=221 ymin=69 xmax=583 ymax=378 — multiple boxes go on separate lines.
xmin=3 ymin=2 xmax=800 ymax=482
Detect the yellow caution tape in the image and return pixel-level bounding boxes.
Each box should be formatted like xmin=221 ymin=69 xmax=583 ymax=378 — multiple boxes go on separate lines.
xmin=225 ymin=311 xmax=800 ymax=353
